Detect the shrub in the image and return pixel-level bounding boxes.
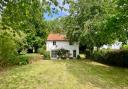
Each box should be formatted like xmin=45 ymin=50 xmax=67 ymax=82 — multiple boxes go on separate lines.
xmin=38 ymin=46 xmax=46 ymax=55
xmin=38 ymin=46 xmax=50 ymax=60
xmin=18 ymin=55 xmax=29 ymax=65
xmin=18 ymin=54 xmax=43 ymax=65
xmin=0 ymin=31 xmax=18 ymax=67
xmin=122 ymin=45 xmax=128 ymax=49
xmin=0 ymin=28 xmax=27 ymax=67
xmin=76 ymin=55 xmax=81 ymax=59
xmin=85 ymin=49 xmax=91 ymax=58
xmin=43 ymin=51 xmax=50 ymax=60
xmin=102 ymin=50 xmax=128 ymax=67
xmin=19 ymin=49 xmax=27 ymax=55
xmin=93 ymin=50 xmax=128 ymax=67
xmin=56 ymin=48 xmax=70 ymax=59
xmin=92 ymin=50 xmax=106 ymax=60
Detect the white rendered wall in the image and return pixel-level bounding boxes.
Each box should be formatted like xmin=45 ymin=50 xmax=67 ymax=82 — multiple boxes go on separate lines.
xmin=46 ymin=41 xmax=79 ymax=58
xmin=100 ymin=41 xmax=122 ymax=49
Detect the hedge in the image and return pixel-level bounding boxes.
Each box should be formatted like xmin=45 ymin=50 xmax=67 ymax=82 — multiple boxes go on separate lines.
xmin=92 ymin=49 xmax=128 ymax=67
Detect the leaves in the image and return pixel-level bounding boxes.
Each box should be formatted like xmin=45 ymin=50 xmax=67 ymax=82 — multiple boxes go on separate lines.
xmin=1 ymin=0 xmax=49 ymax=51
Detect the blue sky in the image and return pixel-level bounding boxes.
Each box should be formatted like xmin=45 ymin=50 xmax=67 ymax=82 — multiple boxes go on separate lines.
xmin=44 ymin=0 xmax=70 ymax=20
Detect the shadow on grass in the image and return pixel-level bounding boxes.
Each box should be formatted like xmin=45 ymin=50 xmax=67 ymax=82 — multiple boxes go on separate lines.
xmin=56 ymin=60 xmax=128 ymax=89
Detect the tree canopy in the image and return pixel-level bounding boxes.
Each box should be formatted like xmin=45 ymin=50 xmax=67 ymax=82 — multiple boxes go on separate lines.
xmin=1 ymin=0 xmax=46 ymax=52
xmin=0 ymin=0 xmax=128 ymax=64
xmin=60 ymin=0 xmax=128 ymax=56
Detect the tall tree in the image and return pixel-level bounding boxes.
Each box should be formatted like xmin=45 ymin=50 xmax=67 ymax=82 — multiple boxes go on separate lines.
xmin=62 ymin=0 xmax=119 ymax=56
xmin=104 ymin=0 xmax=128 ymax=44
xmin=1 ymin=0 xmax=69 ymax=52
xmin=1 ymin=0 xmax=48 ymax=52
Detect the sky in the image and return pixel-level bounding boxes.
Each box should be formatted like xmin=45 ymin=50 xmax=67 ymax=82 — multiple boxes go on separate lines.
xmin=0 ymin=0 xmax=69 ymax=20
xmin=44 ymin=0 xmax=70 ymax=20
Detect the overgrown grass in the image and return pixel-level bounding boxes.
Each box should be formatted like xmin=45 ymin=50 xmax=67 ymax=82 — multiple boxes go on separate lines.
xmin=0 ymin=60 xmax=128 ymax=89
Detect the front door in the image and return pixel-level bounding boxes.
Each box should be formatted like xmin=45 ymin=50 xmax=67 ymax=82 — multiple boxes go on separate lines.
xmin=73 ymin=50 xmax=76 ymax=57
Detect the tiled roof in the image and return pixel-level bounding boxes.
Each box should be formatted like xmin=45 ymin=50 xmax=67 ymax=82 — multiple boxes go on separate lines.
xmin=47 ymin=34 xmax=67 ymax=41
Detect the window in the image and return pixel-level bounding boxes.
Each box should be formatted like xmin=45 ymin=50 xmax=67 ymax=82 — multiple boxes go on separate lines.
xmin=53 ymin=41 xmax=56 ymax=45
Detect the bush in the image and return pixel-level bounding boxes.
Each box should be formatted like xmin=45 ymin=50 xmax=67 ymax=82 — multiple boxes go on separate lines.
xmin=92 ymin=50 xmax=106 ymax=60
xmin=38 ymin=46 xmax=46 ymax=55
xmin=0 ymin=28 xmax=27 ymax=67
xmin=93 ymin=50 xmax=128 ymax=67
xmin=19 ymin=49 xmax=27 ymax=55
xmin=38 ymin=46 xmax=50 ymax=60
xmin=56 ymin=48 xmax=70 ymax=59
xmin=76 ymin=55 xmax=81 ymax=59
xmin=103 ymin=50 xmax=128 ymax=67
xmin=18 ymin=55 xmax=29 ymax=65
xmin=122 ymin=45 xmax=128 ymax=49
xmin=0 ymin=32 xmax=18 ymax=67
xmin=18 ymin=54 xmax=43 ymax=65
xmin=43 ymin=51 xmax=50 ymax=60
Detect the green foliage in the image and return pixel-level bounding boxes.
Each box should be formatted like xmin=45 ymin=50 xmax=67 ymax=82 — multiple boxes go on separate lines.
xmin=93 ymin=50 xmax=128 ymax=67
xmin=19 ymin=49 xmax=27 ymax=55
xmin=0 ymin=29 xmax=18 ymax=66
xmin=17 ymin=54 xmax=43 ymax=65
xmin=76 ymin=55 xmax=81 ymax=59
xmin=17 ymin=54 xmax=42 ymax=65
xmin=103 ymin=0 xmax=128 ymax=44
xmin=0 ymin=0 xmax=69 ymax=66
xmin=92 ymin=50 xmax=106 ymax=60
xmin=62 ymin=0 xmax=117 ymax=57
xmin=18 ymin=55 xmax=29 ymax=65
xmin=122 ymin=45 xmax=128 ymax=49
xmin=46 ymin=19 xmax=64 ymax=33
xmin=38 ymin=46 xmax=46 ymax=55
xmin=56 ymin=48 xmax=70 ymax=59
xmin=1 ymin=0 xmax=48 ymax=53
xmin=38 ymin=46 xmax=50 ymax=60
xmin=61 ymin=0 xmax=128 ymax=58
xmin=103 ymin=50 xmax=128 ymax=67
xmin=43 ymin=51 xmax=50 ymax=60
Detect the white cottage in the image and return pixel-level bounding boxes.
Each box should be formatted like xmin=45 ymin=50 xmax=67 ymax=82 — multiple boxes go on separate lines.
xmin=46 ymin=34 xmax=79 ymax=59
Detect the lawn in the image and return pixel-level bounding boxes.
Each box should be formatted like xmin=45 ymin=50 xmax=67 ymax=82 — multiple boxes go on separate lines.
xmin=0 ymin=60 xmax=128 ymax=89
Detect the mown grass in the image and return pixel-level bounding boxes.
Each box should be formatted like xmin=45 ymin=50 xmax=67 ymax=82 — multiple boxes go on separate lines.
xmin=0 ymin=60 xmax=128 ymax=89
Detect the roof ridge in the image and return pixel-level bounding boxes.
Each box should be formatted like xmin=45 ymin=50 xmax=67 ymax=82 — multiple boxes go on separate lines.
xmin=47 ymin=33 xmax=67 ymax=41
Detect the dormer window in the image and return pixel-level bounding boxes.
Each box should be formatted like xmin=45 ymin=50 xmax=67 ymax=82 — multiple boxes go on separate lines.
xmin=53 ymin=41 xmax=56 ymax=45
